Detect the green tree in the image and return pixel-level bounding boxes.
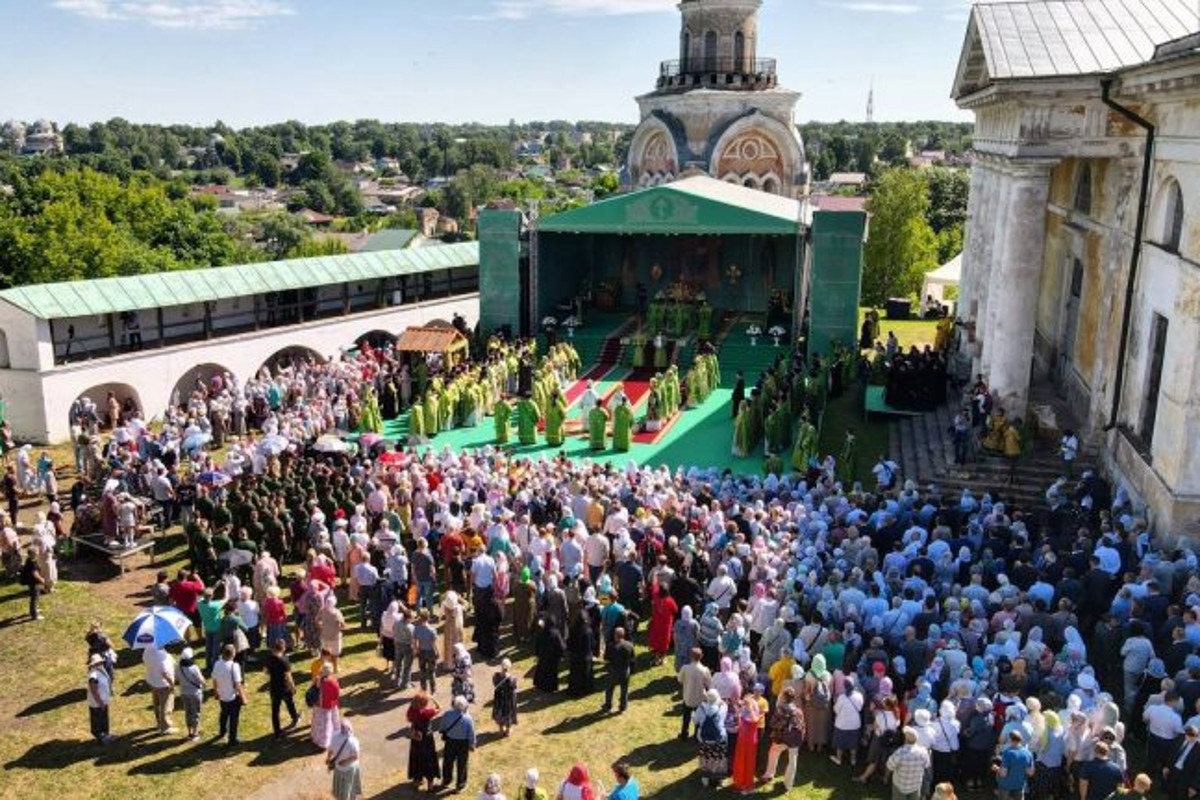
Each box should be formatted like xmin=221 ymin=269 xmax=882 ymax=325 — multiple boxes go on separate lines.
xmin=925 ymin=167 xmax=970 ymax=233
xmin=0 ymin=167 xmax=255 ymax=285
xmin=254 ymin=154 xmax=281 ymax=188
xmin=936 ymin=224 xmax=963 ymax=264
xmin=862 ymin=168 xmax=939 ymax=304
xmin=591 ymin=171 xmax=619 ymax=198
xmin=254 ymin=211 xmax=311 ymax=258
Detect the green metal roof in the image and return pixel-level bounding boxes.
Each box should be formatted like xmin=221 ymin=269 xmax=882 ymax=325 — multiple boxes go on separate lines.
xmin=0 ymin=242 xmax=479 ymax=321
xmin=537 ymin=176 xmax=803 ymax=236
xmin=362 ymin=229 xmax=418 ymax=251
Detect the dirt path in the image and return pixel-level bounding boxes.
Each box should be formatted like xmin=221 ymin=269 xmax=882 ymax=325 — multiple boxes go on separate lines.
xmin=249 ymin=626 xmax=505 ymax=800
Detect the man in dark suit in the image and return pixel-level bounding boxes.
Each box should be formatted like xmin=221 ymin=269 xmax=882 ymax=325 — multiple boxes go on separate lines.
xmin=1164 ymin=724 xmax=1200 ymax=800
xmin=730 ymin=371 xmax=745 ymax=420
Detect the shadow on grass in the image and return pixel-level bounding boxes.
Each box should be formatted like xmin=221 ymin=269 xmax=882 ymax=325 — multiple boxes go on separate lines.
xmin=541 ymin=707 xmax=608 ymax=736
xmin=5 ymin=728 xmax=164 ymax=771
xmin=125 ymin=730 xmax=317 ymax=775
xmin=17 ymin=687 xmax=86 ymax=717
xmin=618 ymin=737 xmax=693 ymax=771
xmin=628 ymin=674 xmax=675 ymax=701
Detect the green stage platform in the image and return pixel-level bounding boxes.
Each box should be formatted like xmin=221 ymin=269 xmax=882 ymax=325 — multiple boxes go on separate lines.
xmin=376 ymin=313 xmax=789 ymax=474
xmin=863 ymin=385 xmax=922 ymax=418
xmin=383 ymin=384 xmax=762 ymax=474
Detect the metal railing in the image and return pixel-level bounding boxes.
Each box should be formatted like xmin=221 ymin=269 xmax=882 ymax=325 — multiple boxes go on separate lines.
xmin=659 ymin=57 xmax=777 ymax=79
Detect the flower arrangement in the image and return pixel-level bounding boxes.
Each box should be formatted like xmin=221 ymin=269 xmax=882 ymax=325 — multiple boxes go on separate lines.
xmin=768 ymin=325 xmax=786 ymax=346
xmin=747 ymin=324 xmax=762 ymax=346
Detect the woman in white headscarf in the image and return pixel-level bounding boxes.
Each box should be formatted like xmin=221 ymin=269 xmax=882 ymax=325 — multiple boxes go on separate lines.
xmin=327 ymin=718 xmax=362 ymax=800
xmin=32 ymin=512 xmax=57 ymax=593
xmin=318 ymin=593 xmax=345 ymax=672
xmin=379 ymin=600 xmax=401 ymax=664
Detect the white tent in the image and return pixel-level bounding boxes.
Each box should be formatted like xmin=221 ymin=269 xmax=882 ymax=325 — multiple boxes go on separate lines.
xmin=922 ymin=253 xmax=961 ymax=304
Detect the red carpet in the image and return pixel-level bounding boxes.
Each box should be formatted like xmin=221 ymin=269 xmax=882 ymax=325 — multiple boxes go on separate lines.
xmin=562 ymin=362 xmax=614 ymax=406
xmin=632 ymin=410 xmax=682 ymax=445
xmin=621 ymin=370 xmax=655 ymax=409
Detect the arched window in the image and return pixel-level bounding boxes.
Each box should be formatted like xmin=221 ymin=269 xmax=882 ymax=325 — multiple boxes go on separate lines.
xmin=734 ymin=31 xmax=746 ymax=70
xmin=681 ymin=30 xmax=691 ymax=67
xmin=704 ymin=31 xmax=718 ymax=68
xmin=0 ymin=329 xmax=9 ymax=369
xmin=1162 ymin=179 xmax=1184 ymax=254
xmin=1073 ymin=163 xmax=1092 ymax=215
xmin=762 ymin=176 xmax=780 ymax=195
xmin=743 ymin=175 xmax=759 ymax=189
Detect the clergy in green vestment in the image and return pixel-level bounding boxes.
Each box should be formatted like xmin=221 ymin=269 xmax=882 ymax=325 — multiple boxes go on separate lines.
xmin=359 ymin=387 xmax=383 ymax=434
xmin=423 ymin=389 xmax=439 ymax=437
xmin=612 ymin=400 xmax=634 ymax=452
xmin=517 ymin=397 xmax=540 ymax=446
xmin=415 ymin=359 xmax=428 ymax=398
xmin=588 ymin=405 xmax=610 ymax=451
xmin=837 ymin=430 xmax=857 ymax=485
xmin=409 ymin=403 xmax=426 ymax=441
xmin=632 ymin=330 xmax=646 ymax=368
xmin=440 ymin=385 xmax=456 ymax=431
xmin=791 ymin=415 xmax=818 ymax=472
xmin=697 ymin=302 xmax=713 ymax=340
xmin=732 ymin=400 xmax=752 ymax=457
xmin=494 ymin=398 xmax=512 ymax=445
xmin=545 ymin=390 xmax=567 ymax=447
xmin=686 ymin=368 xmax=701 ymax=408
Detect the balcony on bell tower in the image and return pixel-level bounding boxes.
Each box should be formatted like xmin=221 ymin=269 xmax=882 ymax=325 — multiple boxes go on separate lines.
xmin=656 ymin=0 xmax=777 ymax=92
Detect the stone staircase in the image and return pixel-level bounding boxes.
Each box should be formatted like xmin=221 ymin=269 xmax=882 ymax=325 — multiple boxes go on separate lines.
xmin=888 ymin=404 xmax=1099 ymax=511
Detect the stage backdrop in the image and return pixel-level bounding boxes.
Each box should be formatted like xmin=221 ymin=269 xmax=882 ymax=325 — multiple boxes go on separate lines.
xmin=534 ymin=231 xmax=796 ymax=319
xmin=478 ymin=209 xmax=524 ymax=335
xmin=808 ymin=210 xmax=867 ymax=356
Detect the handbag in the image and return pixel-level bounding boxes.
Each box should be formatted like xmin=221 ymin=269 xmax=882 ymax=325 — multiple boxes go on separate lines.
xmin=439 ymin=711 xmax=464 ymax=744
xmin=326 ymin=737 xmax=348 ymax=772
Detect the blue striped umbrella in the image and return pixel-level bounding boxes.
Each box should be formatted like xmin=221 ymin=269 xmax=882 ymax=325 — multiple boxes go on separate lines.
xmin=122 ymin=606 xmax=192 ymax=650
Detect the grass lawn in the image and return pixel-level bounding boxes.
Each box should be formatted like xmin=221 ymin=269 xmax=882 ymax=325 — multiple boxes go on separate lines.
xmin=0 ymin=537 xmax=388 ymax=800
xmin=811 ymin=309 xmax=937 ymax=481
xmin=858 ymin=306 xmax=940 ymax=352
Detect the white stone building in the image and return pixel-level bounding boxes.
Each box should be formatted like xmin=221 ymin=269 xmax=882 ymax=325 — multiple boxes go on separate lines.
xmin=0 ymin=245 xmax=480 ymax=443
xmin=953 ymin=0 xmax=1200 ymax=537
xmin=626 ymin=0 xmax=808 ymax=197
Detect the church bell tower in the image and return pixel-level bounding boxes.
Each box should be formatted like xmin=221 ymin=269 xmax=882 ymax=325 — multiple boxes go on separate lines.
xmin=626 ymin=0 xmax=807 ymax=197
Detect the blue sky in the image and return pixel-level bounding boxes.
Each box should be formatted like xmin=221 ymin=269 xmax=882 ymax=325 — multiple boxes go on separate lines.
xmin=1 ymin=0 xmax=975 ymax=126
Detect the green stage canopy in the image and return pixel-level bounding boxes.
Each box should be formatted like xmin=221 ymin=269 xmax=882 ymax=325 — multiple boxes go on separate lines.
xmin=538 ymin=176 xmax=803 ymax=236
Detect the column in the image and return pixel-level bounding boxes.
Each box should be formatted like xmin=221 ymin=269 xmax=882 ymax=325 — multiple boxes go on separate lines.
xmin=957 ymin=162 xmax=988 ymax=317
xmin=977 ymin=167 xmax=1009 ymax=377
xmin=984 ymin=159 xmax=1054 ymax=420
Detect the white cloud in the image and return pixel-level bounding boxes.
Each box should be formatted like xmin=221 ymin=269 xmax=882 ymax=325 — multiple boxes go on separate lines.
xmin=50 ymin=0 xmax=295 ymax=30
xmin=471 ymin=0 xmax=675 ymax=21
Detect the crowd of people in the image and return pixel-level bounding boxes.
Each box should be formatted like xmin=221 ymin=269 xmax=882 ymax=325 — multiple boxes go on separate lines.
xmin=65 ymin=410 xmax=1200 ymax=800
xmin=0 ymin=312 xmax=1195 ymax=800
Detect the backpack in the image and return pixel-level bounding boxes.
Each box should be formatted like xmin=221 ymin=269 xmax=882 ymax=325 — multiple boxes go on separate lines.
xmin=698 ymin=708 xmax=722 ymax=743
xmin=811 ymin=679 xmax=832 ymax=710
xmin=305 ymin=682 xmax=321 ymax=708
